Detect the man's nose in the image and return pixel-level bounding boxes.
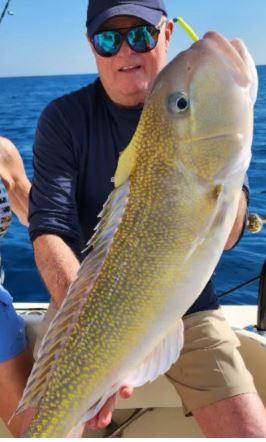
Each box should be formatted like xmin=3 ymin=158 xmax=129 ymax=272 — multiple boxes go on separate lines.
xmin=117 ymin=39 xmax=135 ymax=57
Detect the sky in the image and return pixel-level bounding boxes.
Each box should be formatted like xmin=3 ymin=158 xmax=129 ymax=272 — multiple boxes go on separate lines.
xmin=0 ymin=0 xmax=266 ymax=77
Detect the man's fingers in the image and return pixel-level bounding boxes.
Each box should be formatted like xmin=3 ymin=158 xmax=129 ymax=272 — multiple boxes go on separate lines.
xmin=97 ymin=387 xmax=134 ymax=427
xmin=97 ymin=394 xmax=116 ymax=428
xmin=86 ymin=387 xmax=134 ymax=430
xmin=86 ymin=417 xmax=97 ymax=430
xmin=120 ymin=386 xmax=134 ymax=399
xmin=86 ymin=394 xmax=117 ymax=430
xmin=98 ymin=411 xmax=112 ymax=428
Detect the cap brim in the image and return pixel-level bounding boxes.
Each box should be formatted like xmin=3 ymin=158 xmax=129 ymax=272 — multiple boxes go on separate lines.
xmin=87 ymin=5 xmax=164 ymax=36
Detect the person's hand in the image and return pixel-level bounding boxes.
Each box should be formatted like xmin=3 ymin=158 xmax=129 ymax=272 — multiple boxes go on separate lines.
xmin=224 ymin=190 xmax=248 ymax=251
xmin=19 ymin=387 xmax=134 ymax=437
xmin=86 ymin=386 xmax=134 ymax=430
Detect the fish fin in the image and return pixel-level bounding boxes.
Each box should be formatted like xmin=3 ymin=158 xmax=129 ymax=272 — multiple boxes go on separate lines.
xmin=15 ymin=181 xmax=131 ymax=416
xmin=185 ymin=184 xmax=225 ymax=261
xmin=75 ymin=320 xmax=184 ymax=425
xmin=114 ymin=141 xmax=137 ymax=187
xmin=66 ymin=423 xmax=85 ymax=438
xmin=83 ymin=178 xmax=130 ymax=252
xmin=123 ymin=319 xmax=184 ymax=386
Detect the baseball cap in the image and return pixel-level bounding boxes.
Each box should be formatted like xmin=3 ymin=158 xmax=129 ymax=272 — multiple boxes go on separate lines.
xmin=86 ymin=0 xmax=168 ymax=36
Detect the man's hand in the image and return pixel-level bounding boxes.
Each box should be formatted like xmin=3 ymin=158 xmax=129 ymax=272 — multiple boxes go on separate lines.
xmin=86 ymin=386 xmax=134 ymax=430
xmin=20 ymin=387 xmax=134 ymax=437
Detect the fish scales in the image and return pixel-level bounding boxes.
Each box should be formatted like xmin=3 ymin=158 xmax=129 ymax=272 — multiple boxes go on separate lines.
xmin=16 ymin=33 xmax=258 ymax=437
xmin=28 ymin=137 xmax=219 ymax=436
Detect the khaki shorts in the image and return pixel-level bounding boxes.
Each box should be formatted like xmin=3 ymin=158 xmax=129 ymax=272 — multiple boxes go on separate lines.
xmin=34 ymin=304 xmax=256 ymax=415
xmin=166 ymin=308 xmax=256 ymax=414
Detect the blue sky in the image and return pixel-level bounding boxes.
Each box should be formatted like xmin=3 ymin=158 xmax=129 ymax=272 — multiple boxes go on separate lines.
xmin=0 ymin=0 xmax=265 ymax=77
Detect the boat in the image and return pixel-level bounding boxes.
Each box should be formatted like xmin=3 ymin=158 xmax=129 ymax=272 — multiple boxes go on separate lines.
xmin=0 ymin=226 xmax=265 ymax=438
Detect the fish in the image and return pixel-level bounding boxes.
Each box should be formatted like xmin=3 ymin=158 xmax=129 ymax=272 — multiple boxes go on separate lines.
xmin=16 ymin=32 xmax=258 ymax=437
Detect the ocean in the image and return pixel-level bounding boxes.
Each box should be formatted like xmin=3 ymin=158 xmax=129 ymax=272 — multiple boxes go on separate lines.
xmin=0 ymin=68 xmax=265 ymax=305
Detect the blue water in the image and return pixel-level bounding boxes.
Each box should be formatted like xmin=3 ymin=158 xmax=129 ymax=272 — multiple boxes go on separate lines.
xmin=0 ymin=68 xmax=265 ymax=305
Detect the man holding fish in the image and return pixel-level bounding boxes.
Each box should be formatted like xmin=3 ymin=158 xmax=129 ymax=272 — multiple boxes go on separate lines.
xmin=3 ymin=0 xmax=266 ymax=438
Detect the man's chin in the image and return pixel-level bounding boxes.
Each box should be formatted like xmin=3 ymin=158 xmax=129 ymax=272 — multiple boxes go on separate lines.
xmin=120 ymin=89 xmax=147 ymax=107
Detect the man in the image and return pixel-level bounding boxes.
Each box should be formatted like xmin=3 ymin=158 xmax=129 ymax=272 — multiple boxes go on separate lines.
xmin=28 ymin=0 xmax=266 ymax=437
xmin=0 ymin=137 xmax=33 ymax=437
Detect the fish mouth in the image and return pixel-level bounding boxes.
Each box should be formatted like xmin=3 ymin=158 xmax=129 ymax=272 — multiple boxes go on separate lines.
xmin=184 ymin=132 xmax=244 ymax=144
xmin=193 ymin=33 xmax=254 ymax=88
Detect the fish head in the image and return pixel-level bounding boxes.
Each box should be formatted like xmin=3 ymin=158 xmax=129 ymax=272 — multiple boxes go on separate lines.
xmin=145 ymin=32 xmax=258 ymax=184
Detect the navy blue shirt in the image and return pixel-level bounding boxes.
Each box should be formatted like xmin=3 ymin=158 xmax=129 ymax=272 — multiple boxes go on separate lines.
xmin=29 ymin=77 xmax=247 ymax=315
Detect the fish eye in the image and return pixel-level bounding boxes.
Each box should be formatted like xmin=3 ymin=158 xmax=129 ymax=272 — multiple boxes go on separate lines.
xmin=167 ymin=92 xmax=190 ymax=115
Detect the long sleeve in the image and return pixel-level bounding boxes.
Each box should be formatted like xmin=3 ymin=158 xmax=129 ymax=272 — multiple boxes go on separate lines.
xmin=29 ymin=101 xmax=81 ymax=255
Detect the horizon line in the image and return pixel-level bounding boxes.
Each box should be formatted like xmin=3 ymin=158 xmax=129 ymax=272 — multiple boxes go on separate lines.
xmin=1 ymin=65 xmax=265 ymax=80
xmin=0 ymin=72 xmax=98 ymax=80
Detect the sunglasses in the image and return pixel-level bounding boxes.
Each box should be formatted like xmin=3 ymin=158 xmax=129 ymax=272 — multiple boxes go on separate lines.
xmin=90 ymin=22 xmax=166 ymax=58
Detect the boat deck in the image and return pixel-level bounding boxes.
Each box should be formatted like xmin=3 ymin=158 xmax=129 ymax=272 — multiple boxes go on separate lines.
xmin=0 ymin=305 xmax=265 ymax=438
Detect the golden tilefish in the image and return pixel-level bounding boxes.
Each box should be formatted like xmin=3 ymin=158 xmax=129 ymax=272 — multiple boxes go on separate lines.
xmin=16 ymin=33 xmax=257 ymax=437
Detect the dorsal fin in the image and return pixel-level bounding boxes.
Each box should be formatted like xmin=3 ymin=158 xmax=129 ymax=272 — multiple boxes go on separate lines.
xmin=15 ymin=180 xmax=131 ymax=415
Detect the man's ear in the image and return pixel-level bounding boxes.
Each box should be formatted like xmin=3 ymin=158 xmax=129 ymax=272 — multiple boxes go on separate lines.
xmin=165 ymin=20 xmax=174 ymax=50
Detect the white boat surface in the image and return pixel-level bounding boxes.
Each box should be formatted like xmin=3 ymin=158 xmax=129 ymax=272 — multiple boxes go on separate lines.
xmin=0 ymin=302 xmax=265 ymax=438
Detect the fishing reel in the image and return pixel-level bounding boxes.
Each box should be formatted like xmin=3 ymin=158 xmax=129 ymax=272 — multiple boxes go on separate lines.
xmin=247 ymin=213 xmax=266 ymax=234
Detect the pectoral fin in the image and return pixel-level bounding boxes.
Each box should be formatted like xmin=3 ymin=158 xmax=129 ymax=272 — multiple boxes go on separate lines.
xmin=185 ymin=184 xmax=225 ymax=261
xmin=114 ymin=141 xmax=137 ymax=188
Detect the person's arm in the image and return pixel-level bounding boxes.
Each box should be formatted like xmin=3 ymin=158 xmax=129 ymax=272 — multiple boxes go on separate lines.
xmin=33 ymin=235 xmax=80 ymax=308
xmin=29 ymin=100 xmax=82 ymax=306
xmin=224 ymin=189 xmax=248 ymax=251
xmin=0 ymin=137 xmax=31 ymax=226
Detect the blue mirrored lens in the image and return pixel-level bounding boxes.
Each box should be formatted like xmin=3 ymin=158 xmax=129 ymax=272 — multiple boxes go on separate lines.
xmin=127 ymin=26 xmax=157 ymax=52
xmin=93 ymin=31 xmax=122 ymax=56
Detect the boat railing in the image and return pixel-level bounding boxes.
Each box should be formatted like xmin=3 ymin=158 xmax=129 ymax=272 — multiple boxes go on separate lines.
xmin=218 ymin=213 xmax=266 ymax=335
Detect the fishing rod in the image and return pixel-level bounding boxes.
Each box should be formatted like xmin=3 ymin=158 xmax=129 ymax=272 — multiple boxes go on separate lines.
xmin=0 ymin=0 xmax=13 ymax=26
xmin=218 ymin=275 xmax=261 ymax=300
